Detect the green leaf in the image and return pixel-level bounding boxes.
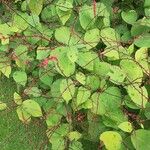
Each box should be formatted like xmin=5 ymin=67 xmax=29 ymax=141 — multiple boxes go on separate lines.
xmin=56 ymin=0 xmax=73 ymax=25
xmin=36 ymin=46 xmax=50 ymax=60
xmin=29 ymin=0 xmax=44 ymax=15
xmin=13 ymin=71 xmax=27 ymax=86
xmin=76 ymin=87 xmax=91 ymax=106
xmin=100 ymin=131 xmax=122 ymax=150
xmin=76 ymin=72 xmax=86 ymax=85
xmin=91 ymin=87 xmax=122 ymax=115
xmin=120 ymin=59 xmax=143 ymax=83
xmin=0 ymin=56 xmax=11 ymax=78
xmin=121 ymin=10 xmax=137 ymax=24
xmin=69 ymin=141 xmax=83 ymax=150
xmin=127 ymin=84 xmax=148 ymax=108
xmin=84 ymin=28 xmax=100 ymax=49
xmin=39 ymin=68 xmax=53 ymax=86
xmin=135 ymin=47 xmax=149 ymax=74
xmin=131 ymin=129 xmax=150 ymax=150
xmin=55 ymin=53 xmax=75 ymax=77
xmin=79 ymin=5 xmax=95 ymax=30
xmin=103 ymin=46 xmax=120 ymax=60
xmin=55 ymin=26 xmax=78 ymax=45
xmin=13 ymin=12 xmax=30 ymax=31
xmin=118 ymin=121 xmax=133 ymax=133
xmin=17 ymin=106 xmax=31 ymax=123
xmin=68 ymin=131 xmax=81 ymax=141
xmin=134 ymin=34 xmax=150 ymax=47
xmin=22 ymin=99 xmax=42 ymax=117
xmin=0 ymin=101 xmax=7 ymax=110
xmin=14 ymin=92 xmax=22 ymax=105
xmin=145 ymin=102 xmax=150 ymax=119
xmin=67 ymin=46 xmax=78 ymax=63
xmin=76 ymin=51 xmax=97 ymax=71
xmin=46 ymin=113 xmax=62 ymax=127
xmin=85 ymin=75 xmax=100 ymax=91
xmin=107 ymin=66 xmax=125 ymax=85
xmin=144 ymin=0 xmax=150 ymax=7
xmin=24 ymin=87 xmax=42 ymax=97
xmin=60 ymin=79 xmax=75 ymax=103
xmin=94 ymin=61 xmax=111 ymax=77
xmin=100 ymin=27 xmax=120 ymax=46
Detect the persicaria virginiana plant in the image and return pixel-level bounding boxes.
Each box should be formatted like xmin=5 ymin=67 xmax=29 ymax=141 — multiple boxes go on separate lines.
xmin=0 ymin=0 xmax=150 ymax=149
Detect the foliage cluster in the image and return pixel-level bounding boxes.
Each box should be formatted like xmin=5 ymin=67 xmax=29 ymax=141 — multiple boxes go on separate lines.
xmin=0 ymin=0 xmax=150 ymax=149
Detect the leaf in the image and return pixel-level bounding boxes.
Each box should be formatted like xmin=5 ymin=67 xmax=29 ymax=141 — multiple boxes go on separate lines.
xmin=46 ymin=113 xmax=62 ymax=127
xmin=76 ymin=51 xmax=97 ymax=71
xmin=124 ymin=96 xmax=139 ymax=109
xmin=29 ymin=0 xmax=44 ymax=15
xmin=84 ymin=28 xmax=100 ymax=49
xmin=76 ymin=72 xmax=86 ymax=85
xmin=100 ymin=27 xmax=120 ymax=46
xmin=103 ymin=46 xmax=120 ymax=60
xmin=145 ymin=102 xmax=150 ymax=119
xmin=17 ymin=106 xmax=31 ymax=123
xmin=13 ymin=12 xmax=30 ymax=31
xmin=22 ymin=99 xmax=42 ymax=117
xmin=131 ymin=129 xmax=150 ymax=150
xmin=69 ymin=141 xmax=83 ymax=150
xmin=60 ymin=79 xmax=75 ymax=103
xmin=121 ymin=10 xmax=137 ymax=24
xmin=120 ymin=59 xmax=143 ymax=83
xmin=14 ymin=92 xmax=22 ymax=105
xmin=24 ymin=87 xmax=42 ymax=97
xmin=94 ymin=60 xmax=111 ymax=77
xmin=85 ymin=75 xmax=100 ymax=91
xmin=135 ymin=47 xmax=149 ymax=73
xmin=55 ymin=26 xmax=78 ymax=45
xmin=107 ymin=66 xmax=125 ymax=85
xmin=56 ymin=0 xmax=73 ymax=25
xmin=39 ymin=68 xmax=53 ymax=86
xmin=79 ymin=5 xmax=95 ymax=30
xmin=47 ymin=124 xmax=69 ymax=150
xmin=13 ymin=71 xmax=27 ymax=86
xmin=127 ymin=84 xmax=148 ymax=108
xmin=144 ymin=0 xmax=150 ymax=7
xmin=76 ymin=87 xmax=91 ymax=106
xmin=67 ymin=47 xmax=78 ymax=63
xmin=0 ymin=101 xmax=7 ymax=110
xmin=55 ymin=53 xmax=75 ymax=77
xmin=134 ymin=34 xmax=150 ymax=48
xmin=118 ymin=121 xmax=133 ymax=133
xmin=36 ymin=46 xmax=50 ymax=60
xmin=0 ymin=55 xmax=11 ymax=78
xmin=68 ymin=131 xmax=81 ymax=141
xmin=100 ymin=131 xmax=122 ymax=150
xmin=91 ymin=87 xmax=122 ymax=115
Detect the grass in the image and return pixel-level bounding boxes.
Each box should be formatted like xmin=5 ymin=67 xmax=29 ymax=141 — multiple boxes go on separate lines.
xmin=0 ymin=76 xmax=50 ymax=150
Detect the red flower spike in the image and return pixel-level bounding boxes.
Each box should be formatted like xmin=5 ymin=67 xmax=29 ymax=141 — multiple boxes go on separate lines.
xmin=49 ymin=56 xmax=58 ymax=62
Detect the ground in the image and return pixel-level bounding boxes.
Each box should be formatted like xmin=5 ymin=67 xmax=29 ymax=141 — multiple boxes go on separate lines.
xmin=0 ymin=76 xmax=49 ymax=150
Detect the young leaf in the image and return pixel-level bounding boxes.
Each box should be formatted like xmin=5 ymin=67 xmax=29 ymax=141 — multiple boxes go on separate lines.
xmin=13 ymin=71 xmax=27 ymax=86
xmin=0 ymin=101 xmax=7 ymax=110
xmin=131 ymin=129 xmax=150 ymax=150
xmin=60 ymin=79 xmax=75 ymax=103
xmin=118 ymin=121 xmax=133 ymax=133
xmin=121 ymin=10 xmax=137 ymax=24
xmin=14 ymin=92 xmax=22 ymax=105
xmin=22 ymin=99 xmax=43 ymax=117
xmin=84 ymin=28 xmax=100 ymax=49
xmin=76 ymin=87 xmax=91 ymax=106
xmin=29 ymin=0 xmax=44 ymax=15
xmin=100 ymin=131 xmax=122 ymax=150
